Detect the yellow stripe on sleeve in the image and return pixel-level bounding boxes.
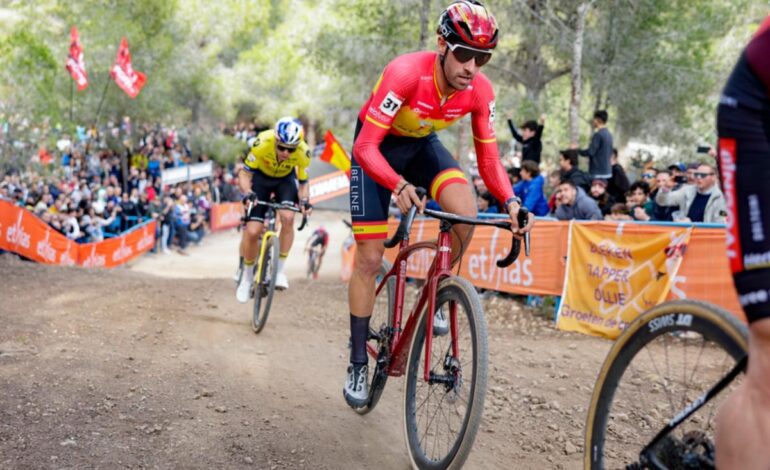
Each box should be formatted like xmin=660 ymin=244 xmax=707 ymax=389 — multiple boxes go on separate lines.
xmin=473 ymin=136 xmax=496 ymax=144
xmin=365 ymin=115 xmax=391 ymax=130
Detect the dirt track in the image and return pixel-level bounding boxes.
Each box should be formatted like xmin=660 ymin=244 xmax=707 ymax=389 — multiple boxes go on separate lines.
xmin=0 ymin=213 xmax=612 ymax=469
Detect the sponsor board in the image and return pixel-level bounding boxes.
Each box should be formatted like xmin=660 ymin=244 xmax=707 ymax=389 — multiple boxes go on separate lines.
xmin=0 ymin=200 xmax=155 ymax=268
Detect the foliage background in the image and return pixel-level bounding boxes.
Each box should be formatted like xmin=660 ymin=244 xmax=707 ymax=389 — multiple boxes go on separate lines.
xmin=0 ymin=0 xmax=767 ymax=166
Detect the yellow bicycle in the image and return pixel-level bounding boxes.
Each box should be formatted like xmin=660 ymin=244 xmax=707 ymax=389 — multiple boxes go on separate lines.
xmin=242 ymin=198 xmax=307 ymax=334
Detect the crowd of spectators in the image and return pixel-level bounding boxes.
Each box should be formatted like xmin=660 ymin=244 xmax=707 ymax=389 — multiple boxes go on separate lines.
xmin=471 ymin=110 xmax=726 ymax=226
xmin=0 ymin=118 xmax=243 ymax=255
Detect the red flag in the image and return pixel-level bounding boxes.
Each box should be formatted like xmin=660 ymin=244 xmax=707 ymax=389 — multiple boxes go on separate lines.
xmin=110 ymin=37 xmax=146 ymax=98
xmin=319 ymin=130 xmax=351 ymax=173
xmin=65 ymin=26 xmax=88 ymax=91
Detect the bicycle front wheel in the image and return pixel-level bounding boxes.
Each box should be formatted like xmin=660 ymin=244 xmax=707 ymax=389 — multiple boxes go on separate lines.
xmin=252 ymin=236 xmax=279 ymax=334
xmin=403 ymin=276 xmax=488 ymax=470
xmin=307 ymin=250 xmax=316 ymax=279
xmin=585 ymin=300 xmax=748 ymax=469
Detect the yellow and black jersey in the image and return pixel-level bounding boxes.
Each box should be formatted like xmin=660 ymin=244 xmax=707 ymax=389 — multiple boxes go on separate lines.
xmin=243 ymin=129 xmax=311 ymax=182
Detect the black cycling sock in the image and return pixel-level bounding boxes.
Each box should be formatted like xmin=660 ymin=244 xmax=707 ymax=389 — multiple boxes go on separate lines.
xmin=349 ymin=314 xmax=370 ymax=366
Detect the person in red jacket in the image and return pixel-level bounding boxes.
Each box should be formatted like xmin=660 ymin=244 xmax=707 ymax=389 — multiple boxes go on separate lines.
xmin=343 ymin=0 xmax=534 ymax=408
xmin=714 ymin=15 xmax=770 ymax=470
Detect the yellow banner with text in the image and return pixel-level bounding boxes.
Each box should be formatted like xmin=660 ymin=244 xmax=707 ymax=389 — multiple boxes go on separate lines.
xmin=556 ymin=222 xmax=692 ymax=339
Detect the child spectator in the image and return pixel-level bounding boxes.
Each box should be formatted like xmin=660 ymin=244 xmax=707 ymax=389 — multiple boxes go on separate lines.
xmin=627 ymin=181 xmax=654 ymax=222
xmin=514 ymin=160 xmax=549 ymax=216
xmin=507 ymin=114 xmax=545 ymax=164
xmin=477 ymin=192 xmax=500 ymax=214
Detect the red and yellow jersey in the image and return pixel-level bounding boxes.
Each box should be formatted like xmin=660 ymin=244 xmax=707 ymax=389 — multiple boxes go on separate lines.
xmin=354 ymin=51 xmax=512 ymax=205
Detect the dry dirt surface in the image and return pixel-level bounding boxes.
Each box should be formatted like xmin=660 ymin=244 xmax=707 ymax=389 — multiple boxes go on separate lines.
xmin=0 ymin=213 xmax=612 ymax=469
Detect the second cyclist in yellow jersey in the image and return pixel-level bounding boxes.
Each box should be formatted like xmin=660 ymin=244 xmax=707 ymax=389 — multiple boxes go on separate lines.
xmin=236 ymin=117 xmax=312 ymax=301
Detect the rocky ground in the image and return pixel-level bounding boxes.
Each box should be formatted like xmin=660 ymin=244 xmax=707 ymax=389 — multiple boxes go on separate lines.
xmin=0 ymin=214 xmax=613 ymax=469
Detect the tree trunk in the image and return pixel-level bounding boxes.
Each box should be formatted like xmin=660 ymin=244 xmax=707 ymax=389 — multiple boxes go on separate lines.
xmin=592 ymin=0 xmax=617 ymax=112
xmin=305 ymin=117 xmax=316 ymax=148
xmin=418 ymin=0 xmax=432 ymax=50
xmin=569 ymin=2 xmax=592 ymax=146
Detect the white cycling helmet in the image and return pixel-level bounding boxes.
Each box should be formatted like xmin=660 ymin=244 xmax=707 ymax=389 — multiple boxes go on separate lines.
xmin=275 ymin=117 xmax=303 ymax=147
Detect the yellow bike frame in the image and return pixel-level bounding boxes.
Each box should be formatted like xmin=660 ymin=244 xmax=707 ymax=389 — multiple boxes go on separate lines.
xmin=254 ymin=228 xmax=278 ymax=284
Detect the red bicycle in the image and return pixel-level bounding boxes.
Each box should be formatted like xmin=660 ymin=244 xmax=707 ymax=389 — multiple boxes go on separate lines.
xmin=357 ymin=189 xmax=529 ymax=469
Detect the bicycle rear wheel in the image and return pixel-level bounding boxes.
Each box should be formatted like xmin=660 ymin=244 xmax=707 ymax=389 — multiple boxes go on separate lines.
xmin=252 ymin=236 xmax=279 ymax=334
xmin=585 ymin=300 xmax=748 ymax=469
xmin=354 ymin=260 xmax=395 ymax=415
xmin=403 ymin=276 xmax=488 ymax=470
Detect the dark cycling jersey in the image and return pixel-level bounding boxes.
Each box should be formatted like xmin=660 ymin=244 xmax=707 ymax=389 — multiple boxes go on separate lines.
xmin=722 ymin=16 xmax=770 ymax=110
xmin=353 ymin=51 xmax=513 ymax=206
xmin=310 ymin=229 xmax=329 ymax=248
xmin=717 ymin=14 xmax=770 ymax=323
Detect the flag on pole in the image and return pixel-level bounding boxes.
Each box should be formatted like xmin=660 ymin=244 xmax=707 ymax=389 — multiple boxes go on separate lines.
xmin=319 ymin=130 xmax=351 ymax=173
xmin=110 ymin=37 xmax=146 ymax=98
xmin=65 ymin=26 xmax=88 ymax=91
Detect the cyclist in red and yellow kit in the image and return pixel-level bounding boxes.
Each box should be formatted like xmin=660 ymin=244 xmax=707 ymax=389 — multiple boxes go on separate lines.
xmin=343 ymin=0 xmax=534 ymax=408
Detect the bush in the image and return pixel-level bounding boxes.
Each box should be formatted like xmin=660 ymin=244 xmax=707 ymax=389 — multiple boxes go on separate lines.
xmin=189 ymin=131 xmax=248 ymax=167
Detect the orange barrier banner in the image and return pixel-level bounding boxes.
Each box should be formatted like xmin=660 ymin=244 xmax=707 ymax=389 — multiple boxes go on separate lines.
xmin=309 ymin=170 xmax=349 ymax=205
xmin=668 ymin=227 xmax=745 ymax=321
xmin=1 ymin=200 xmax=79 ymax=265
xmin=383 ymin=218 xmax=568 ymax=296
xmin=556 ymin=222 xmax=692 ymax=339
xmin=78 ymin=222 xmax=156 ymax=268
xmin=341 ymin=241 xmax=356 ymax=282
xmin=0 ymin=199 xmax=155 ymax=268
xmin=380 ymin=215 xmax=746 ymax=333
xmin=210 ymin=202 xmax=242 ymax=231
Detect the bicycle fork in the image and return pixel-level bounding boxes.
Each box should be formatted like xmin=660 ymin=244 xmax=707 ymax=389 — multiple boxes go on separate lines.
xmin=423 ymin=227 xmax=459 ymax=385
xmin=255 ymin=230 xmax=277 ymax=284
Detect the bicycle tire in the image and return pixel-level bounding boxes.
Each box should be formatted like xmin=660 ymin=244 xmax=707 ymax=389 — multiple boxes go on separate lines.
xmin=307 ymin=250 xmax=316 ymax=279
xmin=584 ymin=299 xmax=748 ymax=470
xmin=252 ymin=236 xmax=280 ymax=334
xmin=354 ymin=260 xmax=395 ymax=415
xmin=403 ymin=276 xmax=488 ymax=470
xmin=312 ymin=250 xmax=322 ymax=276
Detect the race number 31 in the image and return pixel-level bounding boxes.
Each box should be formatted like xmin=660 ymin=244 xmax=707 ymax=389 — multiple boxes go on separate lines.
xmin=379 ymin=91 xmax=403 ymax=117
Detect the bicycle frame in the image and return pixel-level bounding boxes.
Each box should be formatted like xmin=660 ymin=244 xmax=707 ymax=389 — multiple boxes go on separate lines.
xmin=254 ymin=215 xmax=278 ymax=284
xmin=372 ymin=221 xmax=456 ymax=381
xmin=243 ymin=198 xmax=306 ymax=284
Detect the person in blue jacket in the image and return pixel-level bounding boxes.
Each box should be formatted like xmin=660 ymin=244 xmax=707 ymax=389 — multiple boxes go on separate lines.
xmin=513 ymin=160 xmax=549 ymax=216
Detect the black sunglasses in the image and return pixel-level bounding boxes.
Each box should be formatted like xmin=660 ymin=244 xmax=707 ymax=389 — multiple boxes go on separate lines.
xmin=694 ymin=172 xmax=714 ymax=179
xmin=276 ymin=144 xmax=296 ymax=154
xmin=447 ymin=42 xmax=492 ymax=67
